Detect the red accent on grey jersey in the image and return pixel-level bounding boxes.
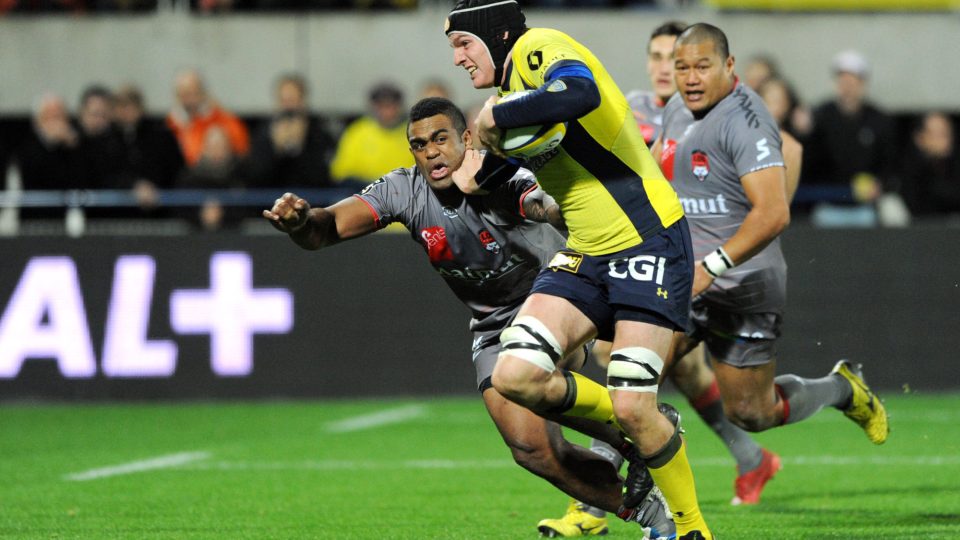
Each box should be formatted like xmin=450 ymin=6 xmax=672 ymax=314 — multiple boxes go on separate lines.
xmin=625 ymin=89 xmax=665 ymax=145
xmin=356 ymin=166 xmax=565 ymax=331
xmin=661 ymin=84 xmax=787 ymax=314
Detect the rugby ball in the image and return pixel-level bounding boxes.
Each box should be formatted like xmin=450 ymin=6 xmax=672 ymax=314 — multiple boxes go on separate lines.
xmin=497 ymin=91 xmax=566 ymax=161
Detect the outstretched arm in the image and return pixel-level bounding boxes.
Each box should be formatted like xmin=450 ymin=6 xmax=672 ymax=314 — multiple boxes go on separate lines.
xmin=780 ymin=130 xmax=803 ymax=203
xmin=262 ymin=192 xmax=378 ymax=250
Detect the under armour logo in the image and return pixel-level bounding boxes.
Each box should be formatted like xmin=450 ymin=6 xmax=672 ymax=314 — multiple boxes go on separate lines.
xmin=657 ymin=287 xmax=668 ymax=299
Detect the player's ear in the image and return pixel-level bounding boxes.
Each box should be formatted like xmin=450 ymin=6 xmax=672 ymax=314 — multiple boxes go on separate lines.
xmin=726 ymin=55 xmax=736 ymax=76
xmin=462 ymin=128 xmax=473 ymax=147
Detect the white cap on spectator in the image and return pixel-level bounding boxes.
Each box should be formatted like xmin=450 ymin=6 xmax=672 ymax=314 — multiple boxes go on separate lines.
xmin=832 ymin=50 xmax=870 ymax=79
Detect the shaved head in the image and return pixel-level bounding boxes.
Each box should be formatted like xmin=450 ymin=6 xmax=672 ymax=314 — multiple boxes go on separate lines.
xmin=174 ymin=68 xmax=208 ymax=117
xmin=676 ymin=23 xmax=730 ymax=61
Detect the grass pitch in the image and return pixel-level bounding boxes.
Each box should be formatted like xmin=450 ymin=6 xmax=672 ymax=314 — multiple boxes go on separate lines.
xmin=2 ymin=393 xmax=959 ymax=539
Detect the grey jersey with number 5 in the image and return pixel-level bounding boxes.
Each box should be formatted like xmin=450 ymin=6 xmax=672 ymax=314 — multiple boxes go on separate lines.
xmin=660 ymin=83 xmax=787 ymax=314
xmin=356 ymin=166 xmax=564 ymax=331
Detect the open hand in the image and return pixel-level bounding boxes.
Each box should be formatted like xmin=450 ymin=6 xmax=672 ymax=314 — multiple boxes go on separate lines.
xmin=474 ymin=96 xmax=505 ymax=157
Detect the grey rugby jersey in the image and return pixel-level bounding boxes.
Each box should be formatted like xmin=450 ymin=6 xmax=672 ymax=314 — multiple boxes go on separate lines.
xmin=355 ymin=166 xmax=564 ymax=331
xmin=625 ymin=89 xmax=667 ymax=145
xmin=660 ymin=83 xmax=787 ymax=314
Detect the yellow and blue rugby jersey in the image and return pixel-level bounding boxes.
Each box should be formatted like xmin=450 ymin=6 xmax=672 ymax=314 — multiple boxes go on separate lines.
xmin=500 ymin=27 xmax=684 ymax=256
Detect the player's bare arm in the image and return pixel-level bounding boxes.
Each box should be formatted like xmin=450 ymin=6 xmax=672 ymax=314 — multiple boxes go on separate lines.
xmin=650 ymin=136 xmax=664 ymax=163
xmin=780 ymin=130 xmax=803 ymax=203
xmin=262 ymin=192 xmax=378 ymax=250
xmin=693 ymin=166 xmax=790 ymax=296
xmin=725 ymin=166 xmax=791 ymax=261
xmin=521 ymin=188 xmax=565 ymax=231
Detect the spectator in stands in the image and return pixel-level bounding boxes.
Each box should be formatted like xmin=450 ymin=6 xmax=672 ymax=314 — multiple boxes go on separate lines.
xmin=743 ymin=55 xmax=779 ymax=91
xmin=15 ymin=93 xmax=85 ymax=219
xmin=803 ymin=50 xmax=898 ymax=225
xmin=112 ymin=84 xmax=185 ymax=215
xmin=757 ymin=77 xmax=811 ymax=140
xmin=329 ymin=81 xmax=413 ymax=190
xmin=1 ymin=0 xmax=86 ymax=13
xmin=176 ymin=126 xmax=248 ymax=230
xmin=900 ymin=112 xmax=960 ymax=217
xmin=75 ymin=85 xmax=126 ymax=191
xmin=17 ymin=92 xmax=83 ymax=192
xmin=166 ymin=68 xmax=250 ymax=168
xmin=249 ymin=73 xmax=335 ymax=188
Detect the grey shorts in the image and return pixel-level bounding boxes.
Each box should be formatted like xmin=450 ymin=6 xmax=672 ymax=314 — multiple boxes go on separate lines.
xmin=472 ymin=327 xmax=503 ymax=392
xmin=688 ymin=301 xmax=782 ymax=367
xmin=471 ymin=326 xmax=595 ymax=392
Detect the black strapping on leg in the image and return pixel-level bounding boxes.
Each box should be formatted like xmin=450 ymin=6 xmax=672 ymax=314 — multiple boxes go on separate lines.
xmin=643 ymin=423 xmax=682 ymax=469
xmin=548 ymin=370 xmax=578 ymax=414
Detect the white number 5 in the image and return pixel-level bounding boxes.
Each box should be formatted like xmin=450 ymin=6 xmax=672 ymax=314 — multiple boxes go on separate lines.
xmin=756 ymin=138 xmax=770 ymax=161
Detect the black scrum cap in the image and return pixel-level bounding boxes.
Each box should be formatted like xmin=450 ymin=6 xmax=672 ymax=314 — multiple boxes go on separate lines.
xmin=445 ymin=0 xmax=527 ymax=85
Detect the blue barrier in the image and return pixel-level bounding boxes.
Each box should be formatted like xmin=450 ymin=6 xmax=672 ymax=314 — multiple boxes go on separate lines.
xmin=0 ymin=188 xmax=360 ymax=208
xmin=1 ymin=184 xmax=854 ymax=208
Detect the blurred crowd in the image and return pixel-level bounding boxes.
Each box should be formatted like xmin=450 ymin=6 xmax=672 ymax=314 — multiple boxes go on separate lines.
xmin=1 ymin=71 xmax=428 ymax=230
xmin=1 ymin=48 xmax=959 ymax=232
xmin=0 ymin=0 xmax=686 ymax=13
xmin=745 ymin=50 xmax=960 ymax=226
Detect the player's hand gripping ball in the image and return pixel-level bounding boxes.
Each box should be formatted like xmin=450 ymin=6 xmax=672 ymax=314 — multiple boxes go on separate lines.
xmin=497 ymin=91 xmax=566 ymax=161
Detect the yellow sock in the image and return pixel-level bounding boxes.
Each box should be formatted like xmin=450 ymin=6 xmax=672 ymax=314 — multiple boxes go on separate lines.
xmin=562 ymin=371 xmax=622 ymax=431
xmin=647 ymin=438 xmax=712 ymax=539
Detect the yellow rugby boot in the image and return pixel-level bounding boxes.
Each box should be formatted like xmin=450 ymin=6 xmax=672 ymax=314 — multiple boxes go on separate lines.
xmin=832 ymin=360 xmax=889 ymax=444
xmin=537 ymin=499 xmax=609 ymax=537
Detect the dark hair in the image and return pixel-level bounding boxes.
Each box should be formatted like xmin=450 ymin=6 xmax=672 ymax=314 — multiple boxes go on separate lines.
xmin=757 ymin=77 xmax=800 ymax=134
xmin=114 ymin=84 xmax=144 ymax=109
xmin=79 ymin=85 xmax=113 ymax=109
xmin=408 ymin=97 xmax=467 ymax=135
xmin=677 ymin=22 xmax=730 ymax=60
xmin=370 ymin=82 xmax=403 ymax=104
xmin=649 ymin=20 xmax=687 ymax=51
xmin=276 ymin=73 xmax=308 ymax=97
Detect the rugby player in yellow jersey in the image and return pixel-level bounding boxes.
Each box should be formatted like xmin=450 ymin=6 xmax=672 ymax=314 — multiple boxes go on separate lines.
xmin=542 ymin=24 xmax=794 ymax=536
xmin=445 ymin=1 xmax=713 ymax=538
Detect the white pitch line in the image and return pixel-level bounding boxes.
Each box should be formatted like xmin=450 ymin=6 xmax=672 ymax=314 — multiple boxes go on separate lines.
xmin=184 ymin=459 xmax=516 ymax=471
xmin=177 ymin=455 xmax=960 ymax=472
xmin=693 ymin=455 xmax=960 ymax=467
xmin=325 ymin=404 xmax=427 ymax=433
xmin=64 ymin=451 xmax=211 ymax=482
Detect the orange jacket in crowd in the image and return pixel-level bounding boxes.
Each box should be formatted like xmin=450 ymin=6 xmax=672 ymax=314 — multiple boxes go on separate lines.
xmin=166 ymin=103 xmax=250 ymax=166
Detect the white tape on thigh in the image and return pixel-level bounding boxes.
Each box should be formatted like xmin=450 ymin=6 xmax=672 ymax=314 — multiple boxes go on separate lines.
xmin=607 ymin=347 xmax=664 ymax=393
xmin=498 ymin=315 xmax=561 ymax=373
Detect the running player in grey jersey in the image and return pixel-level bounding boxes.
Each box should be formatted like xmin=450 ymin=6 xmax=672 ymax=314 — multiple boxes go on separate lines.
xmin=263 ymin=97 xmax=671 ymax=532
xmin=658 ymin=24 xmax=888 ymax=448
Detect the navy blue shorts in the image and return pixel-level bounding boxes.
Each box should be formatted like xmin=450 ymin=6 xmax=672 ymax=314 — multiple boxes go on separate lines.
xmin=531 ymin=219 xmax=694 ymax=342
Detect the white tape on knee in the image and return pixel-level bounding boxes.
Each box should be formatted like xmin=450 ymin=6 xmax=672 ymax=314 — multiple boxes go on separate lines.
xmin=607 ymin=347 xmax=664 ymax=393
xmin=498 ymin=315 xmax=561 ymax=373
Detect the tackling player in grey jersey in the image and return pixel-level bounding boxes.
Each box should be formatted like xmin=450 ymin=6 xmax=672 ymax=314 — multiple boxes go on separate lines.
xmin=658 ymin=23 xmax=888 ymax=447
xmin=264 ymin=97 xmax=672 ymax=533
xmin=355 ymin=161 xmax=557 ymax=337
